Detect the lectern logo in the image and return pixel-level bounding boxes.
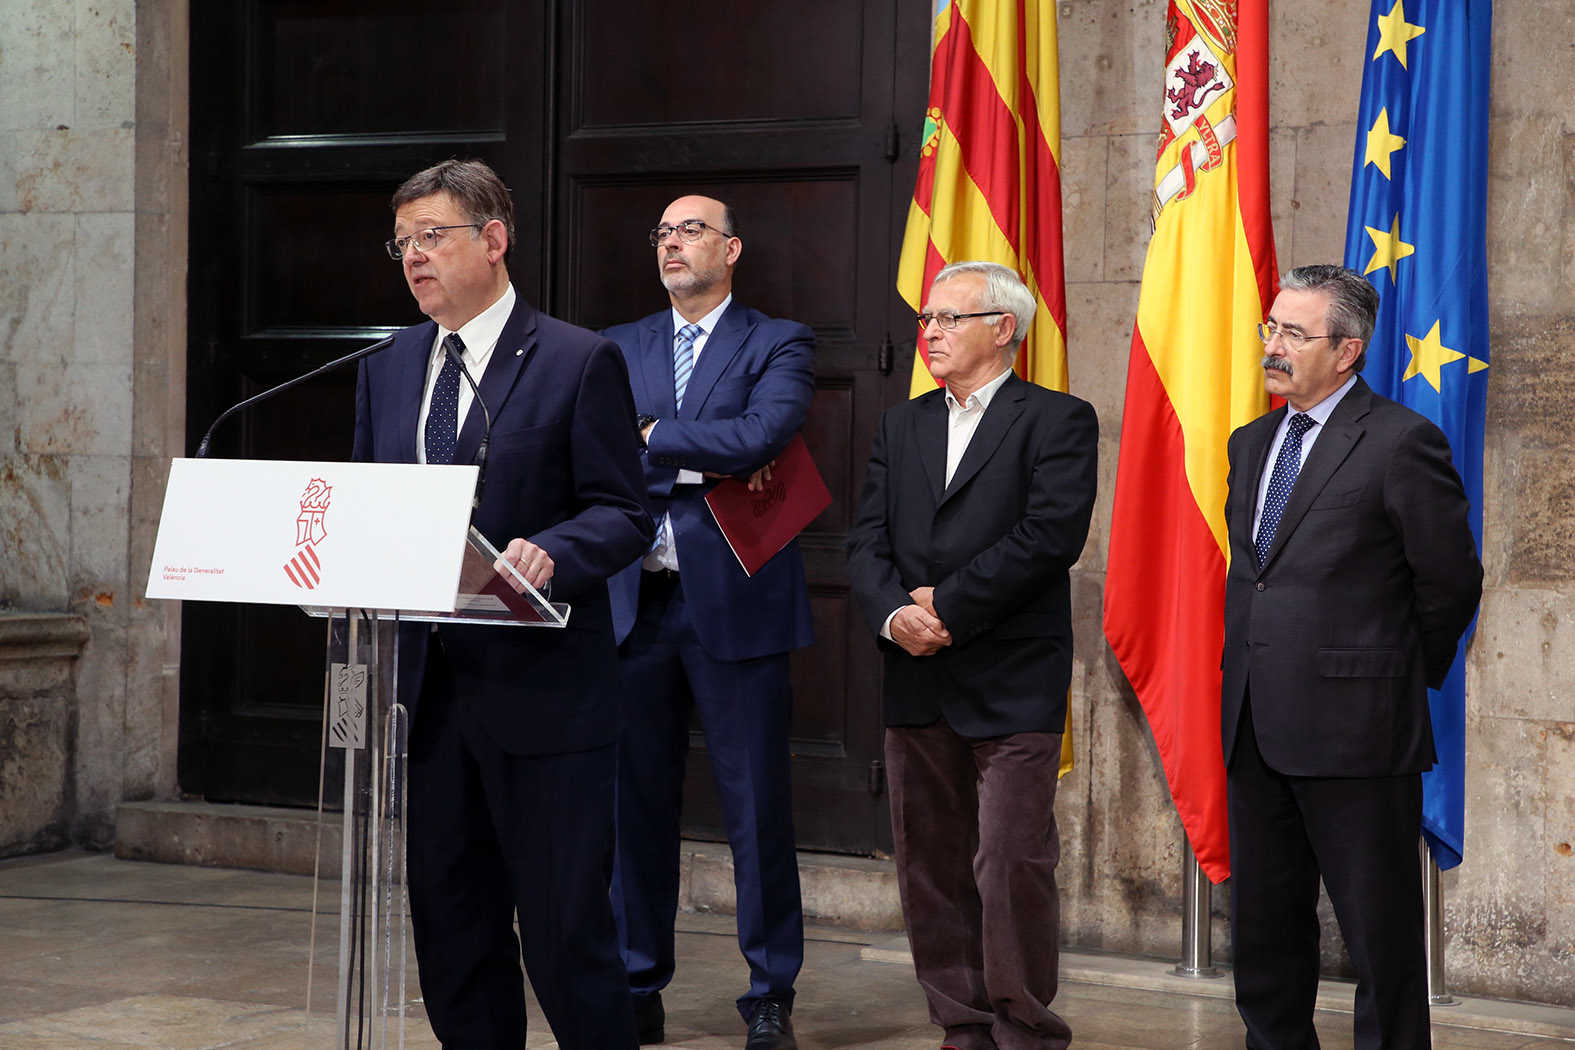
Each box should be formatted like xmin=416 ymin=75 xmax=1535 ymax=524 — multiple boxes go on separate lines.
xmin=284 ymin=477 xmax=333 ymax=589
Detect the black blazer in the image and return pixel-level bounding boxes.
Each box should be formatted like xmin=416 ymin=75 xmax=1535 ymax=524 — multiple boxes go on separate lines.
xmin=1220 ymin=377 xmax=1481 ymax=777
xmin=846 ymin=374 xmax=1098 ymax=737
xmin=352 ymin=296 xmax=654 ymax=755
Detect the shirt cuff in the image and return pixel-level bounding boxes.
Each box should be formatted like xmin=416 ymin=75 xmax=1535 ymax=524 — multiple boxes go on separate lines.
xmin=880 ymin=607 xmax=903 ymax=641
xmin=677 ymin=468 xmax=704 ymax=484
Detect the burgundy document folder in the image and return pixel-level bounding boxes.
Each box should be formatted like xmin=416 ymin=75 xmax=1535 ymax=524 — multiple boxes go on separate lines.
xmin=704 ymin=434 xmax=831 ymax=577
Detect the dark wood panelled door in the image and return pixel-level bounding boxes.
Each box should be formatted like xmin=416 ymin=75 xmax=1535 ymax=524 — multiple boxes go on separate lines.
xmin=182 ymin=0 xmax=538 ymax=805
xmin=184 ymin=0 xmax=925 ymax=854
xmin=554 ymin=0 xmax=926 ymax=853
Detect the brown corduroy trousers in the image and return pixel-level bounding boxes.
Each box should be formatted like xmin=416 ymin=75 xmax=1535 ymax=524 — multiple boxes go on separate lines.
xmin=885 ymin=722 xmax=1071 ymax=1050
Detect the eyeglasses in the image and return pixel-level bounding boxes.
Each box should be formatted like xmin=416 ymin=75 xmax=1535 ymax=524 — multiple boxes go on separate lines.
xmin=917 ymin=310 xmax=1002 ymax=331
xmin=385 ymin=224 xmax=484 ymax=260
xmin=648 ymin=220 xmax=734 ymax=247
xmin=1257 ymin=322 xmax=1337 ymax=351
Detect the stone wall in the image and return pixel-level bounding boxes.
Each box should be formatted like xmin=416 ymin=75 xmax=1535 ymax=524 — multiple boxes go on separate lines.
xmin=0 ymin=0 xmax=184 ymax=846
xmin=0 ymin=614 xmax=88 ymax=855
xmin=1055 ymin=0 xmax=1574 ymax=1007
xmin=0 ymin=0 xmax=1568 ymax=1005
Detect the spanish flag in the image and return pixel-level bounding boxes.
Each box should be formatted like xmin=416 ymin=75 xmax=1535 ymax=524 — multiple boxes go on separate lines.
xmin=1102 ymin=0 xmax=1277 ymax=882
xmin=896 ymin=0 xmax=1071 ymax=774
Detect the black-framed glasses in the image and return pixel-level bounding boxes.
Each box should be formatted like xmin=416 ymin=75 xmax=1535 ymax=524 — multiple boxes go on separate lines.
xmin=648 ymin=220 xmax=734 ymax=247
xmin=917 ymin=310 xmax=1002 ymax=331
xmin=1256 ymin=322 xmax=1337 ymax=351
xmin=386 ymin=224 xmax=484 ymax=260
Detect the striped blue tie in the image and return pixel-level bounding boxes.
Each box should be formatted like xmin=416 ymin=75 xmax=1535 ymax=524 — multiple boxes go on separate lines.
xmin=673 ymin=323 xmax=702 ymax=410
xmin=649 ymin=323 xmax=704 ymax=557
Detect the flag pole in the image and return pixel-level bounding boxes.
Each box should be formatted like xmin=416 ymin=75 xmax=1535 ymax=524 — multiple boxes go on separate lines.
xmin=1421 ymin=841 xmax=1457 ymax=1006
xmin=1173 ymin=841 xmax=1222 ymax=978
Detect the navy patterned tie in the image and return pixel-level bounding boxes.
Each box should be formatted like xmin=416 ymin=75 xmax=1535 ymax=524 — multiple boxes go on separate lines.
xmin=423 ymin=333 xmax=466 ymax=465
xmin=1255 ymin=412 xmax=1315 ymax=566
xmin=673 ymin=323 xmax=702 ymax=410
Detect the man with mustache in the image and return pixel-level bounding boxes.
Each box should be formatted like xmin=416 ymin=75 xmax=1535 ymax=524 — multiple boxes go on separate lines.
xmin=1221 ymin=265 xmax=1482 ymax=1050
xmin=604 ymin=195 xmax=814 ymax=1050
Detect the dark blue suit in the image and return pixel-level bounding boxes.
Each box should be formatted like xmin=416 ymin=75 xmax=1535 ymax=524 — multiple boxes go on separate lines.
xmin=354 ymin=295 xmax=653 ymax=1050
xmin=604 ymin=301 xmax=813 ymax=1018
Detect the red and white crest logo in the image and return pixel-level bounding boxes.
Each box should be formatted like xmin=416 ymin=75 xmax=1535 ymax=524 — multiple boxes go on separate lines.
xmin=284 ymin=477 xmax=332 ymax=589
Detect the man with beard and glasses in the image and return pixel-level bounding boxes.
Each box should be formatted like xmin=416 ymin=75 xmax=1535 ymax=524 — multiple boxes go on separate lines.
xmin=1221 ymin=264 xmax=1481 ymax=1050
xmin=604 ymin=195 xmax=815 ymax=1050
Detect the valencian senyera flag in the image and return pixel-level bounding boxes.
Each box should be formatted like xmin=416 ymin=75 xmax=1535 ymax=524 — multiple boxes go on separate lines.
xmin=1102 ymin=0 xmax=1277 ymax=883
xmin=896 ymin=0 xmax=1073 ymax=775
xmin=1342 ymin=0 xmax=1490 ymax=871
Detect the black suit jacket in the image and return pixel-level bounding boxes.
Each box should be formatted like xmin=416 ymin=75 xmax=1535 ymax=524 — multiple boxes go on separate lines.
xmin=1220 ymin=377 xmax=1481 ymax=777
xmin=846 ymin=374 xmax=1098 ymax=737
xmin=352 ymin=295 xmax=654 ymax=755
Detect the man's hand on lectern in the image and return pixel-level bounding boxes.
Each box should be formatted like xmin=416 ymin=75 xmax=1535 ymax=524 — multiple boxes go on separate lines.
xmin=496 ymin=538 xmax=555 ymax=593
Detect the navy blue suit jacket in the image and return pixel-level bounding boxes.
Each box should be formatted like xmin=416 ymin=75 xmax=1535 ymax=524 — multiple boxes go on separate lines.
xmin=846 ymin=374 xmax=1098 ymax=737
xmin=604 ymin=302 xmax=815 ymax=662
xmin=353 ymin=296 xmax=654 ymax=755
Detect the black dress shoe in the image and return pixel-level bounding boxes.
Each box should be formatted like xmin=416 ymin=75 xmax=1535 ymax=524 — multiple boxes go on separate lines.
xmin=633 ymin=991 xmax=665 ymax=1045
xmin=744 ymin=998 xmax=796 ymax=1050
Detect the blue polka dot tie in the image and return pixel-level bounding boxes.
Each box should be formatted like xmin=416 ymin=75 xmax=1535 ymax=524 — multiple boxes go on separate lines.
xmin=1255 ymin=412 xmax=1315 ymax=566
xmin=673 ymin=323 xmax=702 ymax=411
xmin=424 ymin=333 xmax=465 ymax=465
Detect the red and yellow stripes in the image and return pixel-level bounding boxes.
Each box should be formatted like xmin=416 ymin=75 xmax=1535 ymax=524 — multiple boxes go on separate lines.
xmin=1102 ymin=0 xmax=1277 ymax=883
xmin=897 ymin=0 xmax=1072 ymax=774
xmin=897 ymin=0 xmax=1067 ymax=398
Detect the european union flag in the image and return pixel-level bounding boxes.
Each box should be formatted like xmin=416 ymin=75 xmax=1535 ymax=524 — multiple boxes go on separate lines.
xmin=1342 ymin=0 xmax=1491 ymax=871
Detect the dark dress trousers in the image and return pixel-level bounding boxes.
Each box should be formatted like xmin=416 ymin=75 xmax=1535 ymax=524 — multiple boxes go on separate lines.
xmin=603 ymin=302 xmax=815 ymax=1018
xmin=846 ymin=374 xmax=1098 ymax=1050
xmin=353 ymin=298 xmax=654 ymax=1050
xmin=1221 ymin=377 xmax=1482 ymax=1050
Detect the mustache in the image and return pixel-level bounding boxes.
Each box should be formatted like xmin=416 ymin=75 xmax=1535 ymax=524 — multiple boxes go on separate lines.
xmin=1261 ymin=355 xmax=1293 ymax=376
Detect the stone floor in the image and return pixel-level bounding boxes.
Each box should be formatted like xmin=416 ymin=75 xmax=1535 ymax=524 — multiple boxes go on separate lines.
xmin=0 ymin=851 xmax=1569 ymax=1049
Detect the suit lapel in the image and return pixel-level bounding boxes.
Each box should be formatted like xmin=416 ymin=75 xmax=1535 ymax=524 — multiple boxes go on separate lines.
xmin=914 ymin=392 xmax=949 ymax=504
xmin=638 ymin=313 xmax=678 ymax=419
xmin=1260 ymin=380 xmax=1371 ymax=569
xmin=396 ymin=323 xmax=436 ymax=463
xmin=1235 ymin=408 xmax=1282 ymax=553
xmin=680 ymin=302 xmax=750 ymax=418
xmin=939 ymin=375 xmax=1026 ymax=507
xmin=456 ymin=300 xmax=538 ymax=465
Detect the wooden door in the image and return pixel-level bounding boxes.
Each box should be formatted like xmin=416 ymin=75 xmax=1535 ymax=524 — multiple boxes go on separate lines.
xmin=182 ymin=0 xmax=539 ymax=805
xmin=182 ymin=0 xmax=925 ymax=853
xmin=552 ymin=0 xmax=927 ymax=853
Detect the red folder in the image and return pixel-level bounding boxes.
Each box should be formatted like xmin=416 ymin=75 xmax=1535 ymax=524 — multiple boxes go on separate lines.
xmin=705 ymin=434 xmax=831 ymax=577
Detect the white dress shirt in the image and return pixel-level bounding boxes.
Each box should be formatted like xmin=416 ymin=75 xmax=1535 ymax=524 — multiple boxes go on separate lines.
xmin=415 ymin=283 xmax=516 ymax=463
xmin=644 ymin=294 xmax=733 ymax=572
xmin=1251 ymin=373 xmax=1357 ymax=538
xmin=881 ymin=364 xmax=1015 ymax=639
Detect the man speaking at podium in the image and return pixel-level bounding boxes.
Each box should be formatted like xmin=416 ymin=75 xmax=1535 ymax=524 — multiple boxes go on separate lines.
xmin=353 ymin=159 xmax=652 ymax=1050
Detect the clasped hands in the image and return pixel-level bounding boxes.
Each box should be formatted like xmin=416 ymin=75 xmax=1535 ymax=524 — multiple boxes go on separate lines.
xmin=891 ymin=586 xmax=951 ymax=657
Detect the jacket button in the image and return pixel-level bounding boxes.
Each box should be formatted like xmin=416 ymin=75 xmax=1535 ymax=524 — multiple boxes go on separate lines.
xmin=1256 ymin=582 xmax=1265 ymax=591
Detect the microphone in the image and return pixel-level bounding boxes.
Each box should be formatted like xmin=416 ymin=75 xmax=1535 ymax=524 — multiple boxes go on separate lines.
xmin=442 ymin=337 xmax=492 ymax=513
xmin=195 ymin=335 xmax=396 ymax=458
